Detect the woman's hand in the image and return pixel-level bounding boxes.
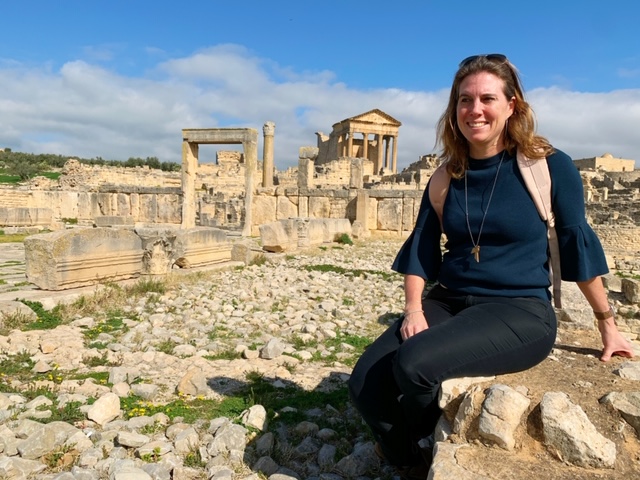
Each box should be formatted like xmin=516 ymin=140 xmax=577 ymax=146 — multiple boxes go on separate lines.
xmin=400 ymin=311 xmax=429 ymax=341
xmin=598 ymin=317 xmax=635 ymax=362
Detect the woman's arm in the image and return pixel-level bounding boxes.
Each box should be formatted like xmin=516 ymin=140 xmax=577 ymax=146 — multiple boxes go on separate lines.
xmin=400 ymin=274 xmax=429 ymax=341
xmin=577 ymin=277 xmax=635 ymax=362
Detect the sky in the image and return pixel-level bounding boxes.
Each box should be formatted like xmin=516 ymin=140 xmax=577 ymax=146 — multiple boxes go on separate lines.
xmin=0 ymin=0 xmax=639 ymax=170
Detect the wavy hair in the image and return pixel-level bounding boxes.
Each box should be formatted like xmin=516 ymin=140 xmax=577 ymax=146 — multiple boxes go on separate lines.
xmin=435 ymin=55 xmax=554 ymax=178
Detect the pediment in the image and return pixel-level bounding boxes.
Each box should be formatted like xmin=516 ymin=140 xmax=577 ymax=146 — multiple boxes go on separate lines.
xmin=341 ymin=109 xmax=402 ymax=127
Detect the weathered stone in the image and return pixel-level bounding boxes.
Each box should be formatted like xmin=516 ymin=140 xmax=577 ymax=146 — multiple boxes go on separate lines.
xmin=86 ymin=392 xmax=121 ymax=426
xmin=600 ymin=391 xmax=640 ymax=435
xmin=540 ymin=391 xmax=616 ymax=468
xmin=176 ymin=368 xmax=211 ymax=397
xmin=24 ymin=228 xmax=143 ymax=290
xmin=478 ymin=384 xmax=531 ymax=450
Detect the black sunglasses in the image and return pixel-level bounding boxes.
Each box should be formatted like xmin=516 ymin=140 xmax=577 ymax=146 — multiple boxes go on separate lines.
xmin=459 ymin=53 xmax=508 ymax=68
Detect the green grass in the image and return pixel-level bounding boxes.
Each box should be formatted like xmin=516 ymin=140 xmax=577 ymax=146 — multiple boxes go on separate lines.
xmin=303 ymin=264 xmax=400 ymax=282
xmin=0 ymin=174 xmax=21 ymax=184
xmin=81 ymin=315 xmax=129 ymax=341
xmin=0 ymin=233 xmax=29 ymax=243
xmin=0 ymin=171 xmax=60 ymax=183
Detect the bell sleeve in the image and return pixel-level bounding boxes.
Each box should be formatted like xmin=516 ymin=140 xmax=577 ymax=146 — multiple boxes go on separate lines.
xmin=549 ymin=150 xmax=609 ymax=281
xmin=391 ymin=181 xmax=444 ymax=279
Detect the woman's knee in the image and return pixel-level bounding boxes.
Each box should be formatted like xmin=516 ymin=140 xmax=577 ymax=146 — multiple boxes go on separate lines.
xmin=392 ymin=344 xmax=437 ymax=393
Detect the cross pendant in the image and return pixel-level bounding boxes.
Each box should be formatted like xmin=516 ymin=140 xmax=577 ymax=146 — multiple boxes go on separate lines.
xmin=471 ymin=245 xmax=480 ymax=263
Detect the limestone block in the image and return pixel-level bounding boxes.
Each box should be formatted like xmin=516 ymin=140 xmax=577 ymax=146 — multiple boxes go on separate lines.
xmin=156 ymin=194 xmax=181 ymax=223
xmin=259 ymin=221 xmax=297 ymax=253
xmin=24 ymin=228 xmax=143 ymax=290
xmin=309 ymin=197 xmax=331 ymax=218
xmin=298 ymin=196 xmax=309 ymax=218
xmin=172 ymin=227 xmax=232 ymax=269
xmin=299 ymin=147 xmax=319 ymax=160
xmin=252 ymin=196 xmax=277 ymax=226
xmin=402 ymin=196 xmax=417 ymax=232
xmin=377 ymin=198 xmax=403 ymax=231
xmin=322 ymin=218 xmax=352 ymax=243
xmin=0 ymin=208 xmax=52 ymax=227
xmin=94 ymin=216 xmax=135 ymax=227
xmin=138 ymin=194 xmax=158 ymax=223
xmin=137 ymin=227 xmax=232 ymax=274
xmin=298 ymin=158 xmax=314 ymax=189
xmin=276 ymin=196 xmax=298 ymax=220
xmin=621 ymin=278 xmax=640 ymax=303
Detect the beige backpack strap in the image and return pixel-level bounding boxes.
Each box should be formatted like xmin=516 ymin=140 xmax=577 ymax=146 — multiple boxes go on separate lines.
xmin=428 ymin=163 xmax=451 ymax=232
xmin=517 ymin=150 xmax=562 ymax=308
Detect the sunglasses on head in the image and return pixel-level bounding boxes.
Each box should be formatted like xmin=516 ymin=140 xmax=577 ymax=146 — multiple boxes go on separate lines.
xmin=459 ymin=53 xmax=508 ymax=67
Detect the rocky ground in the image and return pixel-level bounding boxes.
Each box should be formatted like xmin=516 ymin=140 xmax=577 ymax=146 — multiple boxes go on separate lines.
xmin=0 ymin=238 xmax=639 ymax=479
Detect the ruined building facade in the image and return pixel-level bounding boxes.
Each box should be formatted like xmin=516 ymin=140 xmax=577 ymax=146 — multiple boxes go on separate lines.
xmin=1 ymin=110 xmax=639 ymax=272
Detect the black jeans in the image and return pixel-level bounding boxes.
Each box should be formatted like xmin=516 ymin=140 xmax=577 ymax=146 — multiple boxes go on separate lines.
xmin=348 ymin=284 xmax=557 ymax=466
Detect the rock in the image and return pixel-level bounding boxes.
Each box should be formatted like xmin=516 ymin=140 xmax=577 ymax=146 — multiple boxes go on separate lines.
xmin=540 ymin=392 xmax=616 ymax=468
xmin=86 ymin=392 xmax=121 ymax=426
xmin=600 ymin=391 xmax=640 ymax=435
xmin=478 ymin=384 xmax=531 ymax=450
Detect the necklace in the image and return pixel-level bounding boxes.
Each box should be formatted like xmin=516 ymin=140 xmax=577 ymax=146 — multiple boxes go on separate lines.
xmin=464 ymin=151 xmax=505 ymax=262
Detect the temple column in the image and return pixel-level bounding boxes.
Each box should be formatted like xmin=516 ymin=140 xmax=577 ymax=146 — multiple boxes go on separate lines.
xmin=391 ymin=135 xmax=398 ymax=173
xmin=362 ymin=133 xmax=369 ymax=159
xmin=242 ymin=136 xmax=258 ymax=237
xmin=181 ymin=138 xmax=198 ymax=228
xmin=262 ymin=121 xmax=275 ymax=187
xmin=347 ymin=131 xmax=354 ymax=157
xmin=385 ymin=136 xmax=392 ymax=170
xmin=376 ymin=134 xmax=384 ymax=173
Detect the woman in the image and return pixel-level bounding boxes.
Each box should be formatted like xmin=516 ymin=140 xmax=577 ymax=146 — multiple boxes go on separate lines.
xmin=348 ymin=54 xmax=634 ymax=477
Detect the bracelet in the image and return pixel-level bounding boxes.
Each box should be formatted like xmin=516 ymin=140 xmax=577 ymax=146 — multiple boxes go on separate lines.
xmin=404 ymin=309 xmax=424 ymax=316
xmin=593 ymin=305 xmax=615 ymax=321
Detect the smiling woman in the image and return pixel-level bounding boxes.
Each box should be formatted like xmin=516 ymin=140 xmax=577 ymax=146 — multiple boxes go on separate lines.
xmin=347 ymin=53 xmax=635 ymax=479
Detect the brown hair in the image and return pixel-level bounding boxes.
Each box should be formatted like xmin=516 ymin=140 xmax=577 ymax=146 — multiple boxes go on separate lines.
xmin=435 ymin=55 xmax=554 ymax=178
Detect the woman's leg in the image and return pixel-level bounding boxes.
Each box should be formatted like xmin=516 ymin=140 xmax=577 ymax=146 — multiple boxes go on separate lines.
xmin=348 ymin=295 xmax=454 ymax=466
xmin=392 ymin=294 xmax=556 ymax=439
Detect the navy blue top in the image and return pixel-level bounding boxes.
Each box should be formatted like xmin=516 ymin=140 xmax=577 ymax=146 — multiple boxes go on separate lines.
xmin=391 ymin=149 xmax=608 ymax=301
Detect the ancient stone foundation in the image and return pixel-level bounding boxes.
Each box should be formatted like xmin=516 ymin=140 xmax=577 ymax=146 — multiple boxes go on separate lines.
xmin=24 ymin=226 xmax=235 ymax=290
xmin=25 ymin=228 xmax=144 ymax=290
xmin=259 ymin=218 xmax=352 ymax=253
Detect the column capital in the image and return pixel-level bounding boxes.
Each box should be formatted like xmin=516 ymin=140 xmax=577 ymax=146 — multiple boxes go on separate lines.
xmin=263 ymin=121 xmax=276 ymax=136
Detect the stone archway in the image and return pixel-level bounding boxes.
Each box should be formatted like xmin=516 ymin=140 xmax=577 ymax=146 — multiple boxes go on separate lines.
xmin=181 ymin=128 xmax=258 ymax=236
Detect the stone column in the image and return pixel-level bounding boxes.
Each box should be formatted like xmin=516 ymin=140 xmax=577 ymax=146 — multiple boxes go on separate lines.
xmin=347 ymin=131 xmax=354 ymax=157
xmin=385 ymin=136 xmax=392 ymax=170
xmin=356 ymin=190 xmax=369 ymax=230
xmin=181 ymin=138 xmax=198 ymax=228
xmin=391 ymin=135 xmax=398 ymax=173
xmin=262 ymin=121 xmax=275 ymax=187
xmin=242 ymin=134 xmax=258 ymax=237
xmin=350 ymin=158 xmax=363 ymax=189
xmin=362 ymin=133 xmax=369 ymax=159
xmin=376 ymin=134 xmax=384 ymax=173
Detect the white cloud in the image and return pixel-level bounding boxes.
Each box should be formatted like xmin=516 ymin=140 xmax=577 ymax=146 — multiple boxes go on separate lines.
xmin=0 ymin=47 xmax=638 ymax=170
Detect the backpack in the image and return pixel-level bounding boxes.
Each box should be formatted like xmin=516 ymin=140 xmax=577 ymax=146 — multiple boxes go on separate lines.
xmin=428 ymin=151 xmax=562 ymax=308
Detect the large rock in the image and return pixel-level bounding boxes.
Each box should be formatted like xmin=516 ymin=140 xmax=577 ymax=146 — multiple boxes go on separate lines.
xmin=24 ymin=228 xmax=143 ymax=290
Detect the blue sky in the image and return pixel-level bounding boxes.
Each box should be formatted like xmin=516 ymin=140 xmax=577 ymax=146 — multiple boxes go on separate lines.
xmin=1 ymin=0 xmax=639 ymax=169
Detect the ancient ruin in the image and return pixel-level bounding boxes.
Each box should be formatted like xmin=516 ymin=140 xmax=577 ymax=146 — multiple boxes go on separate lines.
xmin=1 ymin=109 xmax=639 ymax=290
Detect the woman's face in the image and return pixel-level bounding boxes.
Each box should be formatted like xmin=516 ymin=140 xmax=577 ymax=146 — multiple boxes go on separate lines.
xmin=456 ymin=71 xmax=515 ymax=158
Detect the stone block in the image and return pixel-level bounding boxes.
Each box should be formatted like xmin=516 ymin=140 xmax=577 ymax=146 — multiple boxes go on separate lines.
xmin=173 ymin=227 xmax=232 ymax=269
xmin=0 ymin=208 xmax=52 ymax=227
xmin=276 ymin=196 xmax=298 ymax=220
xmin=252 ymin=196 xmax=277 ymax=226
xmin=137 ymin=227 xmax=232 ymax=274
xmin=94 ymin=216 xmax=135 ymax=227
xmin=309 ymin=196 xmax=331 ymax=218
xmin=24 ymin=228 xmax=143 ymax=290
xmin=259 ymin=221 xmax=297 ymax=253
xmin=299 ymin=147 xmax=319 ymax=160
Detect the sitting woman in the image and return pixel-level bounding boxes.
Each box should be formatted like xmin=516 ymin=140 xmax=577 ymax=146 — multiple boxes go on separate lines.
xmin=348 ymin=53 xmax=634 ymax=479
